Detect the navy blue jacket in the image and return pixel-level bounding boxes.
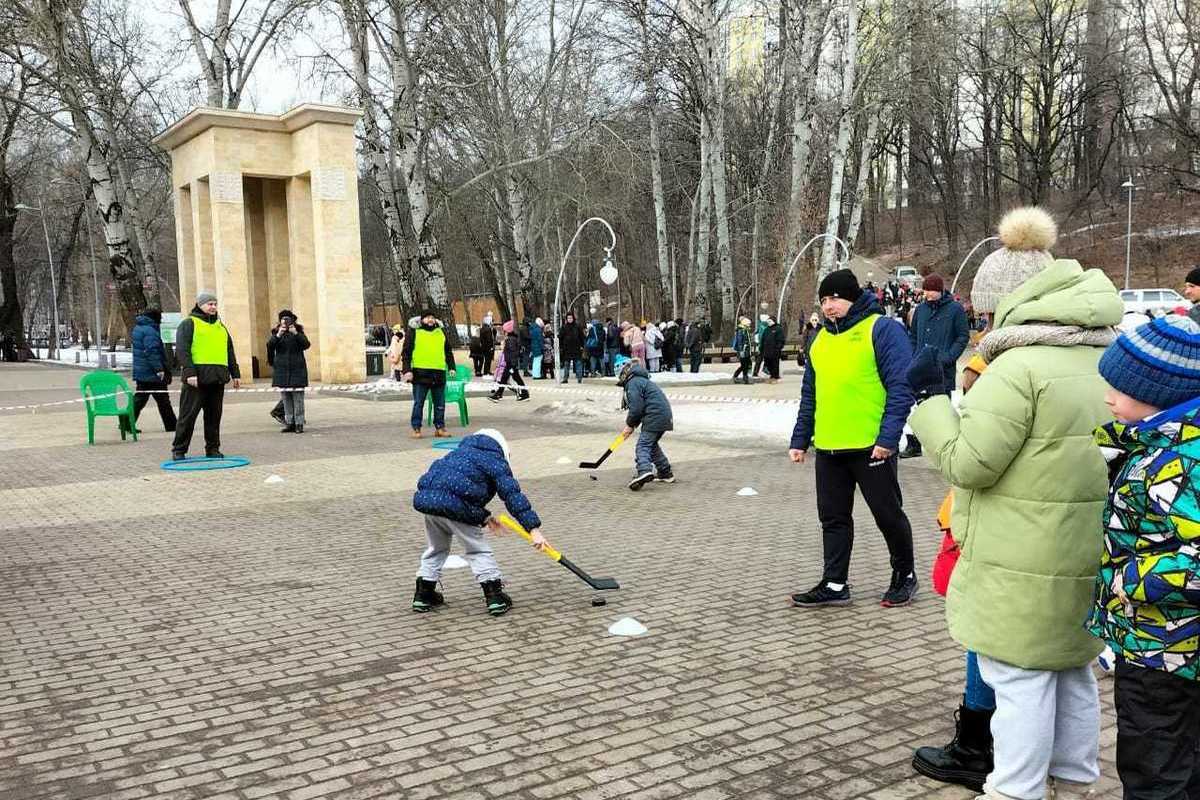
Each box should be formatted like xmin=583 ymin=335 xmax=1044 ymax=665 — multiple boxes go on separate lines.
xmin=131 ymin=314 xmax=168 ymax=382
xmin=621 ymin=363 xmax=673 ymax=432
xmin=908 ymin=292 xmax=969 ymax=393
xmin=791 ymin=293 xmax=914 ymax=452
xmin=412 ymin=434 xmax=541 ymax=531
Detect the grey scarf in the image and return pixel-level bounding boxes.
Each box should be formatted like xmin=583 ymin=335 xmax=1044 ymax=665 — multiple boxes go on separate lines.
xmin=978 ymin=323 xmax=1116 ymax=363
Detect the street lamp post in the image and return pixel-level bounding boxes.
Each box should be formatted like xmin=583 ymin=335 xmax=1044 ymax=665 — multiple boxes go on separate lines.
xmin=776 ymin=233 xmax=851 ymax=323
xmin=15 ymin=203 xmax=59 ymax=360
xmin=950 ymin=236 xmax=1002 ymax=295
xmin=1122 ymin=178 xmax=1136 ymax=290
xmin=553 ymin=217 xmax=617 ymax=379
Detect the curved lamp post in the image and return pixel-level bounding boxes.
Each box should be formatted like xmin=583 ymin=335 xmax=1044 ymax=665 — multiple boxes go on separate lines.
xmin=553 ymin=217 xmax=617 ymax=375
xmin=950 ymin=236 xmax=1001 ymax=295
xmin=776 ymin=233 xmax=850 ymax=323
xmin=15 ymin=203 xmax=60 ymax=360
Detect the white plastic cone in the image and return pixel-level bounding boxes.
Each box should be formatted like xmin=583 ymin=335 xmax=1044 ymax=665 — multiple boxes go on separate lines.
xmin=443 ymin=554 xmax=469 ymax=569
xmin=736 ymin=487 xmax=758 ymax=497
xmin=608 ymin=617 xmax=648 ymax=636
xmin=264 ymin=474 xmax=285 ymax=485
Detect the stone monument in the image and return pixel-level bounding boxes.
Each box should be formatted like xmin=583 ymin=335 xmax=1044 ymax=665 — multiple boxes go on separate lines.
xmin=153 ymin=104 xmax=366 ymax=384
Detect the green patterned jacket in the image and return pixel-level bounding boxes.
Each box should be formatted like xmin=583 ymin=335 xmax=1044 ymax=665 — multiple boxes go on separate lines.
xmin=1088 ymin=401 xmax=1200 ymax=680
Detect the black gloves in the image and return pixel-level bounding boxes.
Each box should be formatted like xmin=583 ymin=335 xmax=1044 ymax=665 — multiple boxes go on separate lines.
xmin=907 ymin=347 xmax=946 ymax=401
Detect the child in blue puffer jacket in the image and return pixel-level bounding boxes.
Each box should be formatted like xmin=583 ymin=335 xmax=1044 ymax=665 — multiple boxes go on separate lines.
xmin=411 ymin=428 xmax=546 ymax=616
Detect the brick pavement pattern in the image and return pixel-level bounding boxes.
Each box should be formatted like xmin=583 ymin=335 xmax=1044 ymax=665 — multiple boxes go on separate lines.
xmin=0 ymin=363 xmax=1122 ymax=799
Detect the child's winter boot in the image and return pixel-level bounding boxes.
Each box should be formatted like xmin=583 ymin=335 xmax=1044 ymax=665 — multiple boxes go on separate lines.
xmin=911 ymin=702 xmax=993 ymax=791
xmin=481 ymin=579 xmax=513 ymax=616
xmin=411 ymin=578 xmax=444 ymax=612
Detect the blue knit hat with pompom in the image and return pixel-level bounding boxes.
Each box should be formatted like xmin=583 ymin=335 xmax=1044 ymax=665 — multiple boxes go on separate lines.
xmin=1099 ymin=315 xmax=1200 ymax=410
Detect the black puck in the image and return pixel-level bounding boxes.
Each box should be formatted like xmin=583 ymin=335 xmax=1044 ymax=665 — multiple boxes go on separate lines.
xmin=588 ymin=475 xmax=598 ymax=481
xmin=591 ymin=597 xmax=607 ymax=606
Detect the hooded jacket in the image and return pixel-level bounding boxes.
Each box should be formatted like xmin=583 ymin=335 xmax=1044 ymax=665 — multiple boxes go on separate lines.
xmin=1088 ymin=399 xmax=1200 ymax=680
xmin=131 ymin=313 xmax=168 ymax=383
xmin=412 ymin=434 xmax=541 ymax=531
xmin=909 ymin=259 xmax=1124 ymax=669
xmin=791 ymin=293 xmax=913 ymax=452
xmin=761 ymin=322 xmax=785 ymax=358
xmin=620 ymin=362 xmax=673 ymax=432
xmin=909 ymin=291 xmax=970 ymax=393
xmin=176 ymin=305 xmax=240 ymax=385
xmin=267 ymin=324 xmax=310 ymax=388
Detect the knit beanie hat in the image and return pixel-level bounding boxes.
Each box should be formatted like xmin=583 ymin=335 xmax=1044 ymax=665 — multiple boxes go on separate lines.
xmin=476 ymin=428 xmax=510 ymax=460
xmin=922 ymin=274 xmax=945 ymax=293
xmin=971 ymin=207 xmax=1057 ymax=313
xmin=1099 ymin=315 xmax=1200 ymax=411
xmin=1187 ymin=266 xmax=1200 ymax=286
xmin=817 ymin=269 xmax=861 ymax=302
xmin=196 ymin=291 xmax=217 ymax=306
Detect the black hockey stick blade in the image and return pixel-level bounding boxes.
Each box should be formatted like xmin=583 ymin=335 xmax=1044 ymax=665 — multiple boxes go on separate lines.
xmin=559 ymin=556 xmax=620 ymax=591
xmin=579 ymin=432 xmax=627 ymax=470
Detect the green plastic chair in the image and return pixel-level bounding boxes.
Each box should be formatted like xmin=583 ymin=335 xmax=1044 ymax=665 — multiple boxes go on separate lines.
xmin=426 ymin=366 xmax=472 ymax=427
xmin=80 ymin=370 xmax=138 ymax=444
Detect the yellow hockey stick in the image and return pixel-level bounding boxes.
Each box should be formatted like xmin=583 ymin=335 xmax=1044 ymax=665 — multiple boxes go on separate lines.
xmin=497 ymin=515 xmax=620 ymax=591
xmin=579 ymin=431 xmax=628 ymax=469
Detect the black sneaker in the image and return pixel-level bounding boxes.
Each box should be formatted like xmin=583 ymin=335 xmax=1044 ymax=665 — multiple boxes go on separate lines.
xmin=790 ymin=582 xmax=851 ymax=607
xmin=516 ymin=393 xmax=530 ymax=402
xmin=899 ymin=445 xmax=922 ymax=459
xmin=654 ymin=473 xmax=676 ymax=484
xmin=171 ymin=452 xmax=186 ymax=461
xmin=206 ymin=451 xmax=225 ymax=459
xmin=412 ymin=578 xmax=445 ymax=613
xmin=481 ymin=579 xmax=513 ymax=616
xmin=628 ymin=471 xmax=655 ymax=491
xmin=489 ymin=394 xmax=501 ymax=403
xmin=881 ymin=572 xmax=918 ymax=607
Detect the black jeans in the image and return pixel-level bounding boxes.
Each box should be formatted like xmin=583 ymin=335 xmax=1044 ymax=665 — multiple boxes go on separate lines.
xmin=689 ymin=350 xmax=703 ymax=373
xmin=472 ymin=355 xmax=485 ymax=376
xmin=814 ymin=449 xmax=914 ymax=584
xmin=764 ymin=355 xmax=780 ymax=380
xmin=133 ymin=379 xmax=176 ymax=431
xmin=172 ymin=383 xmax=225 ymax=456
xmin=732 ymin=357 xmax=751 ymax=383
xmin=1115 ymin=660 xmax=1200 ymax=799
xmin=752 ymin=353 xmax=764 ymax=376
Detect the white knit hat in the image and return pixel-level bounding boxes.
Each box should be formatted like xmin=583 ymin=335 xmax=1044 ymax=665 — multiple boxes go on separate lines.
xmin=476 ymin=428 xmax=510 ymax=460
xmin=971 ymin=207 xmax=1057 ymax=313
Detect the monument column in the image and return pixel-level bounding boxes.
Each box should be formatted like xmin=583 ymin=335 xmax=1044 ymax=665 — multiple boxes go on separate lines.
xmin=190 ymin=179 xmax=216 ymax=302
xmin=286 ymin=175 xmax=321 ymax=381
xmin=208 ymin=170 xmax=255 ymax=382
xmin=174 ymin=187 xmax=196 ymax=311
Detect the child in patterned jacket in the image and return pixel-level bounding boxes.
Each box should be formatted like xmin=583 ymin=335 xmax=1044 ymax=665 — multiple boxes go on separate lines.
xmin=1091 ymin=315 xmax=1200 ymax=799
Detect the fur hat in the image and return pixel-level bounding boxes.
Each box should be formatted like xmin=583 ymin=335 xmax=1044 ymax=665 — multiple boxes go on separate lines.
xmin=971 ymin=207 xmax=1057 ymax=313
xmin=476 ymin=428 xmax=510 ymax=460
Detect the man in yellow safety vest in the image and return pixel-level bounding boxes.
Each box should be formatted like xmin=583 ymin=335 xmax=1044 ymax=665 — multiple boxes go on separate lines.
xmin=171 ymin=291 xmax=241 ymax=460
xmin=787 ymin=269 xmax=917 ymax=609
xmin=402 ymin=310 xmax=456 ymax=439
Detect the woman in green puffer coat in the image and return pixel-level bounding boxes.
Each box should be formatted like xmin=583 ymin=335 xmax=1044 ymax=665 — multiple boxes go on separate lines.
xmin=907 ymin=208 xmax=1123 ymax=800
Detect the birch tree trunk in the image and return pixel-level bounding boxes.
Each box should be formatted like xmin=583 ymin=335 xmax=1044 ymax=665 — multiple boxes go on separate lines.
xmin=749 ymin=71 xmax=785 ymax=314
xmin=704 ymin=7 xmax=735 ymax=335
xmin=648 ymin=96 xmax=672 ymax=314
xmin=844 ymin=113 xmax=880 ymax=255
xmin=342 ymin=0 xmax=416 ymax=315
xmin=784 ymin=2 xmax=830 ymax=255
xmin=820 ymin=0 xmax=860 ymax=277
xmin=691 ymin=126 xmax=713 ymax=321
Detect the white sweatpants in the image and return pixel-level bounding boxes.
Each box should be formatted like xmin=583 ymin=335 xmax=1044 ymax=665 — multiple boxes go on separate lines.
xmin=416 ymin=515 xmax=502 ymax=583
xmin=978 ymin=654 xmax=1100 ymax=799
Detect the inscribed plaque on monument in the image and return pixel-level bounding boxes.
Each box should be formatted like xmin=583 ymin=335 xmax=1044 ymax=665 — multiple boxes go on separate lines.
xmin=211 ymin=171 xmax=243 ymax=203
xmin=314 ymin=167 xmax=346 ymax=201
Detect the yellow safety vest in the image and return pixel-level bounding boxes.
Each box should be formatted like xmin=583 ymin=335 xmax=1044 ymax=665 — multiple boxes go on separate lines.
xmin=190 ymin=317 xmax=230 ymax=366
xmin=411 ymin=327 xmax=447 ymax=371
xmin=810 ymin=314 xmax=886 ymax=450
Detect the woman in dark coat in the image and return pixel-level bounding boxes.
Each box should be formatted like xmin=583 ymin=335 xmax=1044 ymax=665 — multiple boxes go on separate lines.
xmin=490 ymin=321 xmax=530 ymax=402
xmin=760 ymin=316 xmax=786 ymax=382
xmin=267 ymin=309 xmax=311 ymax=432
xmin=129 ymin=308 xmax=177 ymax=432
xmin=558 ymin=312 xmax=585 ymax=384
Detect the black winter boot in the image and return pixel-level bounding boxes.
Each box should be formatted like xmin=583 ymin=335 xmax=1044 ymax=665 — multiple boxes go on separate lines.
xmin=411 ymin=578 xmax=444 ymax=612
xmin=481 ymin=579 xmax=513 ymax=616
xmin=911 ymin=702 xmax=993 ymax=792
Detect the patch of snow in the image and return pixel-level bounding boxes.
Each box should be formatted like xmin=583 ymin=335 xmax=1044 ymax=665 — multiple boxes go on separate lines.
xmin=540 ymin=398 xmax=796 ymax=444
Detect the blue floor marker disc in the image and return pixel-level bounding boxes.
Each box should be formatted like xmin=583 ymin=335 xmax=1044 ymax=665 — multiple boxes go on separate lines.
xmin=431 ymin=438 xmax=464 ymax=450
xmin=161 ymin=455 xmax=251 ymax=471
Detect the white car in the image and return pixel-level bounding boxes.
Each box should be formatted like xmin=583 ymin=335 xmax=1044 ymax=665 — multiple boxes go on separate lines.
xmin=1119 ymin=288 xmax=1188 ymax=317
xmin=893 ymin=265 xmax=922 ymax=288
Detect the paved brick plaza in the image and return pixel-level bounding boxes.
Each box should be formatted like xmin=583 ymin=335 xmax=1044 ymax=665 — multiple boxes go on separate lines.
xmin=0 ymin=363 xmax=1122 ymax=799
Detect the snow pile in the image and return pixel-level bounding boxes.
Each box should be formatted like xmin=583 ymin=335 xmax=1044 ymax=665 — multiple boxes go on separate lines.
xmin=541 ymin=398 xmax=796 ymax=444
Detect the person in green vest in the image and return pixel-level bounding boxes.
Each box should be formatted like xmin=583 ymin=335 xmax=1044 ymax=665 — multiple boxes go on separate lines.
xmin=171 ymin=291 xmax=241 ymax=460
xmin=788 ymin=269 xmax=918 ymax=609
xmin=402 ymin=310 xmax=456 ymax=439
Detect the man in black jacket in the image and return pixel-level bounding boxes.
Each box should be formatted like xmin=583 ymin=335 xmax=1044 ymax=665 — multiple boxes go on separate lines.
xmin=604 ymin=318 xmax=621 ymax=376
xmin=760 ymin=315 xmax=786 ymax=383
xmin=684 ymin=320 xmax=706 ymax=373
xmin=558 ymin=312 xmax=585 ymax=384
xmin=900 ymin=274 xmax=968 ymax=458
xmin=479 ymin=318 xmax=496 ymax=375
xmin=172 ymin=292 xmax=240 ymax=460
